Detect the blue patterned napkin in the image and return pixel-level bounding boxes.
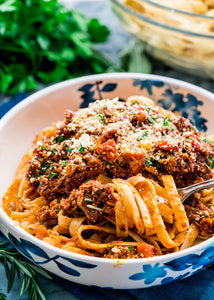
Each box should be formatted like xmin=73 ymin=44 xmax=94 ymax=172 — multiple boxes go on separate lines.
xmin=1 ymin=97 xmax=214 ymax=300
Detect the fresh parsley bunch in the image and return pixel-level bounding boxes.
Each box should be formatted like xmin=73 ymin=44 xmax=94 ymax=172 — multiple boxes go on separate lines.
xmin=0 ymin=0 xmax=110 ymax=94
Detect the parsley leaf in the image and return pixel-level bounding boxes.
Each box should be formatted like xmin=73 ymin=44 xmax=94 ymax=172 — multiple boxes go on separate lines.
xmin=211 ymin=159 xmax=214 ymax=169
xmin=105 ymin=161 xmax=113 ymax=165
xmin=50 ymin=148 xmax=57 ymax=154
xmin=41 ymin=164 xmax=48 ymax=172
xmin=78 ymin=145 xmax=85 ymax=153
xmin=54 ymin=135 xmax=67 ymax=143
xmin=0 ymin=1 xmax=111 ymax=94
xmin=138 ymin=130 xmax=149 ymax=141
xmin=203 ymin=138 xmax=212 ymax=144
xmin=163 ymin=116 xmax=171 ymax=126
xmin=145 ymin=158 xmax=153 ymax=166
xmin=206 ymin=161 xmax=210 ymax=168
xmin=98 ymin=114 xmax=104 ymax=124
xmin=61 ymin=161 xmax=67 ymax=167
xmin=147 ymin=116 xmax=155 ymax=124
xmin=131 ymin=101 xmax=140 ymax=106
xmin=145 ymin=106 xmax=151 ymax=113
xmin=50 ymin=172 xmax=58 ymax=179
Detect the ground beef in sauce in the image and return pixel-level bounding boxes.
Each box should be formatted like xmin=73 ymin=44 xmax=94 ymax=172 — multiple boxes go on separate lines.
xmin=37 ymin=199 xmax=60 ymax=227
xmin=104 ymin=246 xmax=145 ymax=259
xmin=26 ymin=98 xmax=214 ymax=234
xmin=185 ymin=200 xmax=214 ymax=236
xmin=76 ymin=180 xmax=116 ymax=222
xmin=37 ymin=180 xmax=116 ymax=225
xmin=104 ymin=244 xmax=157 ymax=259
xmin=26 ymin=98 xmax=214 ymax=198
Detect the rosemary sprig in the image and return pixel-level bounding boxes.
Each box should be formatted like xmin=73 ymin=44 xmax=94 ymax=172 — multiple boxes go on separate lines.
xmin=0 ymin=240 xmax=52 ymax=300
xmin=0 ymin=289 xmax=7 ymax=300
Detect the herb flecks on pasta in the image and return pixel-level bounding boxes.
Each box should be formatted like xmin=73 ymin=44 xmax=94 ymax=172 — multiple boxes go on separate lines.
xmin=3 ymin=96 xmax=214 ymax=258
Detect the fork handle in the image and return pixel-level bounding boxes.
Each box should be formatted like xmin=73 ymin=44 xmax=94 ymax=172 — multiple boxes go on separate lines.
xmin=178 ymin=179 xmax=214 ymax=203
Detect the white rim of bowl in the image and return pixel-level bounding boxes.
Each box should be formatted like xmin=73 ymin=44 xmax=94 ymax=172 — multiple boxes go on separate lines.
xmin=1 ymin=72 xmax=214 ymax=265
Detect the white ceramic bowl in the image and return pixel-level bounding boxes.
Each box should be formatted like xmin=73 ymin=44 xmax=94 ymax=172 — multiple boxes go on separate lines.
xmin=1 ymin=73 xmax=214 ymax=289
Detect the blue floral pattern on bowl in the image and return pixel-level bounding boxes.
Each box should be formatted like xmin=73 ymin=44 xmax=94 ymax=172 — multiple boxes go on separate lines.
xmin=77 ymin=78 xmax=207 ymax=132
xmin=129 ymin=247 xmax=214 ymax=285
xmin=7 ymin=233 xmax=97 ymax=277
xmin=2 ymin=230 xmax=214 ymax=289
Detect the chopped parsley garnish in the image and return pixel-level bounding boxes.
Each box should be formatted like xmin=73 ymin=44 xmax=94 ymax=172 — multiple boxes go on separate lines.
xmin=183 ymin=144 xmax=187 ymax=152
xmin=208 ymin=204 xmax=213 ymax=208
xmin=145 ymin=106 xmax=151 ymax=113
xmin=131 ymin=101 xmax=140 ymax=106
xmin=186 ymin=138 xmax=192 ymax=141
xmin=50 ymin=148 xmax=57 ymax=154
xmin=57 ymin=209 xmax=61 ymax=214
xmin=145 ymin=158 xmax=152 ymax=166
xmin=155 ymin=162 xmax=160 ymax=169
xmin=64 ymin=144 xmax=73 ymax=152
xmin=41 ymin=164 xmax=48 ymax=172
xmin=18 ymin=197 xmax=22 ymax=199
xmin=163 ymin=116 xmax=171 ymax=126
xmin=203 ymin=138 xmax=211 ymax=144
xmin=98 ymin=114 xmax=104 ymax=124
xmin=41 ymin=146 xmax=46 ymax=150
xmin=115 ymin=160 xmax=122 ymax=167
xmin=206 ymin=159 xmax=214 ymax=169
xmin=50 ymin=172 xmax=58 ymax=179
xmin=137 ymin=130 xmax=149 ymax=141
xmin=132 ymin=113 xmax=136 ymax=116
xmin=34 ymin=172 xmax=38 ymax=179
xmin=170 ymin=126 xmax=175 ymax=130
xmin=105 ymin=161 xmax=113 ymax=165
xmin=54 ymin=135 xmax=67 ymax=143
xmin=78 ymin=145 xmax=85 ymax=153
xmin=128 ymin=246 xmax=133 ymax=252
xmin=147 ymin=116 xmax=155 ymax=124
xmin=61 ymin=161 xmax=67 ymax=167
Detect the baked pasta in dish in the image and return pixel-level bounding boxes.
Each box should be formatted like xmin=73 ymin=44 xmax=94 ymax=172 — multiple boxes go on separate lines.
xmin=116 ymin=0 xmax=214 ymax=79
xmin=3 ymin=96 xmax=214 ymax=258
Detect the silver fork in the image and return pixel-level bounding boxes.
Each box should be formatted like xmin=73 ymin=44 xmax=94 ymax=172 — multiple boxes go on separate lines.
xmin=85 ymin=179 xmax=214 ymax=212
xmin=177 ymin=179 xmax=214 ymax=203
